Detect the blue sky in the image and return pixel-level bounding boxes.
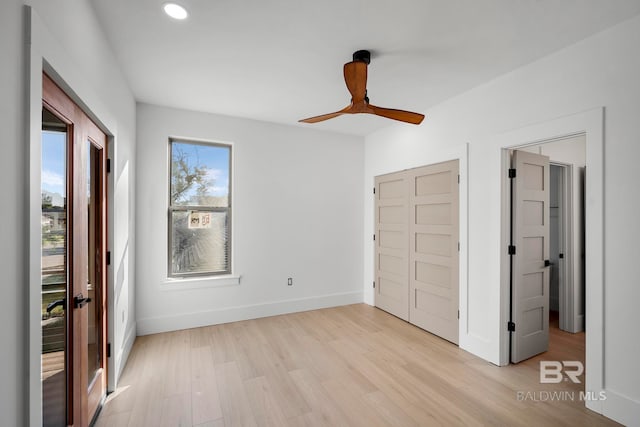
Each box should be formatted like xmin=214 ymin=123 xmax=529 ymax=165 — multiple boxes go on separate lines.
xmin=172 ymin=141 xmax=230 ymax=198
xmin=41 ymin=130 xmax=66 ymax=196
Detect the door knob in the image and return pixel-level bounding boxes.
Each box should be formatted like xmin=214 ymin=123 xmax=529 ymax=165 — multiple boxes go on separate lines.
xmin=544 ymin=259 xmax=552 ymax=267
xmin=74 ymin=293 xmax=92 ymax=309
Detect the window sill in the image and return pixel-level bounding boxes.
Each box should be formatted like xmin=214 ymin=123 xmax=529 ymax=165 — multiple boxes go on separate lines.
xmin=161 ymin=274 xmax=241 ymax=291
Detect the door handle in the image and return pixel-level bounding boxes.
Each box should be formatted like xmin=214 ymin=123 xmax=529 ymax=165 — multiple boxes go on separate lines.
xmin=544 ymin=259 xmax=552 ymax=267
xmin=74 ymin=293 xmax=92 ymax=309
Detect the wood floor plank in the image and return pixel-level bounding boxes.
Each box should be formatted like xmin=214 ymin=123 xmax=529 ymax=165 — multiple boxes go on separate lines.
xmin=160 ymin=392 xmax=192 ymax=427
xmin=95 ymin=304 xmax=620 ymax=427
xmin=162 ymin=330 xmax=192 ymax=397
xmin=243 ymin=375 xmax=290 ymax=427
xmin=193 ymin=419 xmax=225 ymax=427
xmin=362 ymin=390 xmax=419 ymax=427
xmin=191 ymin=373 xmax=223 ymax=425
xmin=93 ymin=410 xmax=131 ymax=427
xmin=287 ymin=368 xmax=352 ymax=426
xmin=215 ymin=361 xmax=258 ymax=427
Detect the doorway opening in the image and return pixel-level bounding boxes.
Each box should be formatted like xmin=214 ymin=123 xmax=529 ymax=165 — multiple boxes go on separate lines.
xmin=506 ymin=134 xmax=586 ymax=373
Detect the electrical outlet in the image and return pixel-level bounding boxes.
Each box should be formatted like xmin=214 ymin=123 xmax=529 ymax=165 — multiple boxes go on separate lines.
xmin=287 ymin=277 xmax=293 ymax=286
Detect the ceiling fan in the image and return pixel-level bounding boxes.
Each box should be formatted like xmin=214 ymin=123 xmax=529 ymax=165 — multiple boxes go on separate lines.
xmin=299 ymin=50 xmax=424 ymax=125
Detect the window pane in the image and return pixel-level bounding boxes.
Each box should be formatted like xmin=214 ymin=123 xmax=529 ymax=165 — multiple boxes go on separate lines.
xmin=42 ymin=110 xmax=67 ymax=427
xmin=171 ymin=142 xmax=230 ymax=207
xmin=170 ymin=210 xmax=229 ymax=275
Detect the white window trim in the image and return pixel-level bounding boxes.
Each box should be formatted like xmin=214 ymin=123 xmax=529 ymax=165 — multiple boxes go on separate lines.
xmin=161 ymin=274 xmax=241 ymax=291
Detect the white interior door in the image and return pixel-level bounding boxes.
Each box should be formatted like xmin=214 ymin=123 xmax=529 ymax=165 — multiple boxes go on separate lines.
xmin=374 ymin=172 xmax=409 ymax=321
xmin=408 ymin=160 xmax=459 ymax=344
xmin=510 ymin=150 xmax=550 ymax=363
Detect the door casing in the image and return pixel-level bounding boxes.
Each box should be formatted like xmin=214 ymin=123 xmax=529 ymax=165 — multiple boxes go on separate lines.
xmin=497 ymin=107 xmax=604 ymax=414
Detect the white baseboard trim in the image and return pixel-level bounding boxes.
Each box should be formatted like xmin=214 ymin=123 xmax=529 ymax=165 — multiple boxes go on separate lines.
xmin=601 ymin=389 xmax=640 ymax=427
xmin=136 ymin=291 xmax=364 ymax=336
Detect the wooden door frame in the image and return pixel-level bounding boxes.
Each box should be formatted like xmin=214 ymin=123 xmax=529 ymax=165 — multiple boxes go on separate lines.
xmin=497 ymin=108 xmax=604 ymax=414
xmin=41 ymin=73 xmax=109 ymax=426
xmin=84 ymin=126 xmax=109 ymax=424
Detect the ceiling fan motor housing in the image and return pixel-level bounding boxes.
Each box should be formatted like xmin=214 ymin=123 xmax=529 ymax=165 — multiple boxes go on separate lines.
xmin=352 ymin=50 xmax=371 ymax=64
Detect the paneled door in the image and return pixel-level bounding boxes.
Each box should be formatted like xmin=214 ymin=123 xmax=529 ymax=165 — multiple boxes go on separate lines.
xmin=374 ymin=171 xmax=410 ymax=321
xmin=374 ymin=160 xmax=460 ymax=344
xmin=408 ymin=160 xmax=459 ymax=344
xmin=510 ymin=150 xmax=550 ymax=363
xmin=42 ymin=73 xmax=108 ymax=427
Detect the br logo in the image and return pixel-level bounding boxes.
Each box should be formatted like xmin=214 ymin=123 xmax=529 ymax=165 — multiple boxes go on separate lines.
xmin=539 ymin=361 xmax=584 ymax=384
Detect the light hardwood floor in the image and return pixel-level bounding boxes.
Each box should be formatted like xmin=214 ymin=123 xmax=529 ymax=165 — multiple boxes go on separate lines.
xmin=95 ymin=304 xmax=617 ymax=426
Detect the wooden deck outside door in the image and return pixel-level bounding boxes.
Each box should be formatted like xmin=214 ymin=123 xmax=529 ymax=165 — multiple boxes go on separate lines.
xmin=43 ymin=73 xmax=108 ymax=426
xmin=408 ymin=160 xmax=459 ymax=344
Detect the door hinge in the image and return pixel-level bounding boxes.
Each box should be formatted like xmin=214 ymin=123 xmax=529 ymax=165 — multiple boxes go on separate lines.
xmin=457 ymin=174 xmax=460 ymax=184
xmin=458 ymin=242 xmax=460 ymax=252
xmin=107 ymin=343 xmax=111 ymax=358
xmin=559 ymin=253 xmax=564 ymax=259
xmin=508 ymin=245 xmax=516 ymax=255
xmin=457 ymin=310 xmax=460 ymax=319
xmin=373 ymin=187 xmax=376 ymax=194
xmin=106 ymin=251 xmax=111 ymax=266
xmin=508 ymin=321 xmax=515 ymax=332
xmin=373 ymin=281 xmax=375 ymax=289
xmin=508 ymin=168 xmax=516 ymax=178
xmin=107 ymin=158 xmax=111 ymax=174
xmin=373 ymin=234 xmax=376 ymax=241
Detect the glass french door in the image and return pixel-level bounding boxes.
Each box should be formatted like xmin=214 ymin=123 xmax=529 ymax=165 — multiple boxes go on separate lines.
xmin=42 ymin=73 xmax=108 ymax=427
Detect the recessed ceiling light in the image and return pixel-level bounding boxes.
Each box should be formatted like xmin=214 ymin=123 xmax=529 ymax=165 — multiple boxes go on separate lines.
xmin=163 ymin=3 xmax=188 ymax=20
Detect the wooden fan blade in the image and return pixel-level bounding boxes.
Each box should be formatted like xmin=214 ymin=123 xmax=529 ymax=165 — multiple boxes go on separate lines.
xmin=299 ymin=105 xmax=351 ymax=123
xmin=343 ymin=61 xmax=367 ymax=102
xmin=368 ymin=104 xmax=424 ymax=125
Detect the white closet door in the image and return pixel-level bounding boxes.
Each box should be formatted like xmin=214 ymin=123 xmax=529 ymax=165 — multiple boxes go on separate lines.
xmin=409 ymin=160 xmax=459 ymax=344
xmin=374 ymin=171 xmax=409 ymax=320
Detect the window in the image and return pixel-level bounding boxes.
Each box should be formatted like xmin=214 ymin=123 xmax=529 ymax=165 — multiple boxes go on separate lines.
xmin=169 ymin=139 xmax=231 ymax=277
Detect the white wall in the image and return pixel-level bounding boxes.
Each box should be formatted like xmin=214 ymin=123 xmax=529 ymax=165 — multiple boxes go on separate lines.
xmin=0 ymin=1 xmax=137 ymax=425
xmin=136 ymin=103 xmax=364 ymax=334
xmin=0 ymin=1 xmax=29 ymax=425
xmin=364 ymin=15 xmax=640 ymax=426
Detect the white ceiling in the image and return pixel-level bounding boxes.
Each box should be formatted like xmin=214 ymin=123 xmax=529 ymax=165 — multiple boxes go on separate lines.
xmin=91 ymin=0 xmax=640 ymax=136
